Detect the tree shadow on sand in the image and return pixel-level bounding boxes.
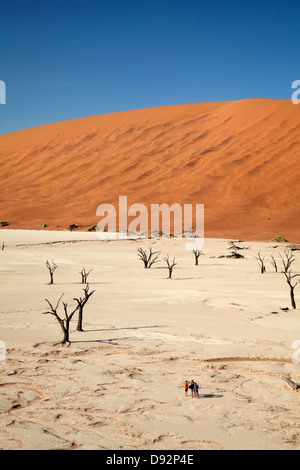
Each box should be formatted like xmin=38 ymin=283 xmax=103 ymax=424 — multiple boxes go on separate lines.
xmin=70 ymin=325 xmax=165 ymax=345
xmin=84 ymin=324 xmax=164 ymax=333
xmin=71 ymin=337 xmax=133 ymax=346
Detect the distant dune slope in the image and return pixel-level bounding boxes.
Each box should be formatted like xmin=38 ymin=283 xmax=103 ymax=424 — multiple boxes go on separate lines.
xmin=0 ymin=99 xmax=299 ymax=241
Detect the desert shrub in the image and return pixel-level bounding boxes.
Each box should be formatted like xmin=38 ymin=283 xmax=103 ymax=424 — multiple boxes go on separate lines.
xmin=87 ymin=225 xmax=97 ymax=232
xmin=272 ymin=236 xmax=288 ymax=242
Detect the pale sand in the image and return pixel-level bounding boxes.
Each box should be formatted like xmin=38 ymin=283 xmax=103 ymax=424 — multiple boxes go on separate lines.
xmin=0 ymin=230 xmax=299 ymax=450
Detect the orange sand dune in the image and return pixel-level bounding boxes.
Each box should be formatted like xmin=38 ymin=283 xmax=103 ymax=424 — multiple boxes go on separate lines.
xmin=0 ymin=99 xmax=299 ymax=241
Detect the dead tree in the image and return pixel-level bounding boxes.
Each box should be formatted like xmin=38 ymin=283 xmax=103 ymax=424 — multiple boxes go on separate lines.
xmin=46 ymin=260 xmax=58 ymax=284
xmin=67 ymin=224 xmax=80 ymax=231
xmin=279 ymin=250 xmax=295 ymax=273
xmin=74 ymin=284 xmax=96 ymax=332
xmin=283 ymin=376 xmax=300 ymax=391
xmin=217 ymin=250 xmax=244 ymax=259
xmin=163 ymin=255 xmax=177 ymax=279
xmin=43 ymin=294 xmax=78 ymax=344
xmin=137 ymin=247 xmax=160 ymax=268
xmin=228 ymin=250 xmax=244 ymax=259
xmin=284 ymin=271 xmax=300 ymax=309
xmin=228 ymin=241 xmax=247 ymax=250
xmin=289 ymin=244 xmax=300 ymax=252
xmin=193 ymin=249 xmax=204 ymax=265
xmin=270 ymin=255 xmax=278 ymax=272
xmin=280 ymin=251 xmax=299 ymax=309
xmin=1 ymin=242 xmax=4 ymax=251
xmin=255 ymin=251 xmax=266 ymax=273
xmin=80 ymin=267 xmax=93 ymax=284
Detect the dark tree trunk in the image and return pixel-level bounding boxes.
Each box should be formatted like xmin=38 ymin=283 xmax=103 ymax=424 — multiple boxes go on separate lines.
xmin=59 ymin=320 xmax=70 ymax=344
xmin=76 ymin=305 xmax=84 ymax=332
xmin=290 ymin=285 xmax=296 ymax=309
xmin=74 ymin=285 xmax=95 ymax=332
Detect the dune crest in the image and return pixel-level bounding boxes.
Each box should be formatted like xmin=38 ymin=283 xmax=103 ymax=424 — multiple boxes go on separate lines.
xmin=0 ymin=99 xmax=299 ymax=241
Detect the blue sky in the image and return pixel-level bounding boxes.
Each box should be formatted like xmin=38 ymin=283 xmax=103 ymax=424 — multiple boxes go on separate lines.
xmin=0 ymin=0 xmax=299 ymax=135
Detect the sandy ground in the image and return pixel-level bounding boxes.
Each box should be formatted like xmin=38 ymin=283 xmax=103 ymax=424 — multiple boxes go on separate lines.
xmin=0 ymin=230 xmax=299 ymax=450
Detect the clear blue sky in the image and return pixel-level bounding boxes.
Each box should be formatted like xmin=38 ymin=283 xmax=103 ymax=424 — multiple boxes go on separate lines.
xmin=0 ymin=0 xmax=299 ymax=135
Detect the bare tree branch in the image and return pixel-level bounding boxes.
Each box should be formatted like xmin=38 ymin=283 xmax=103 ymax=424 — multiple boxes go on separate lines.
xmin=163 ymin=255 xmax=177 ymax=279
xmin=137 ymin=247 xmax=161 ymax=268
xmin=255 ymin=251 xmax=266 ymax=273
xmin=46 ymin=260 xmax=58 ymax=284
xmin=270 ymin=255 xmax=278 ymax=272
xmin=228 ymin=241 xmax=248 ymax=250
xmin=280 ymin=250 xmax=300 ymax=309
xmin=279 ymin=250 xmax=296 ymax=273
xmin=192 ymin=249 xmax=204 ymax=266
xmin=80 ymin=267 xmax=93 ymax=284
xmin=283 ymin=376 xmax=300 ymax=391
xmin=43 ymin=293 xmax=78 ymax=344
xmin=74 ymin=284 xmax=96 ymax=332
